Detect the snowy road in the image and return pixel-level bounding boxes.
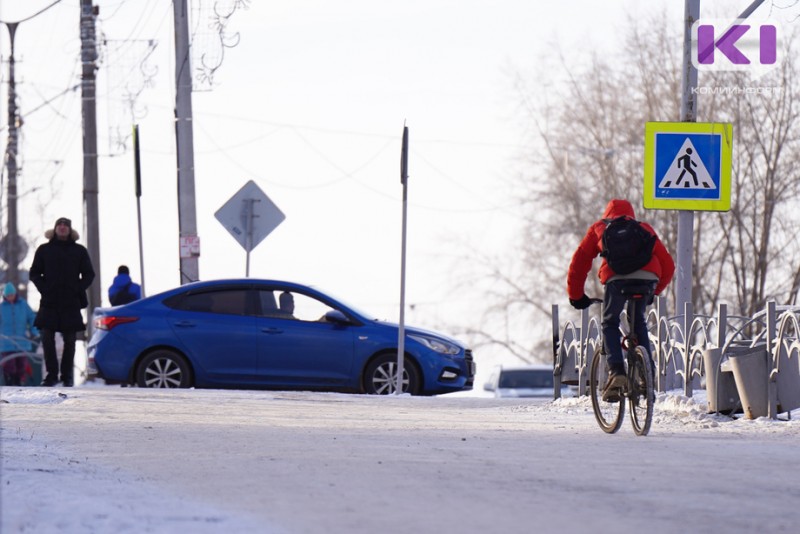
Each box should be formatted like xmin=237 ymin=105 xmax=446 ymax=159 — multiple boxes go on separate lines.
xmin=2 ymin=387 xmax=799 ymax=533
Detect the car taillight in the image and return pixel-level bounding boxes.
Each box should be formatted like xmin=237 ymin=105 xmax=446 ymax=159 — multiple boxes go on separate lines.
xmin=94 ymin=316 xmax=139 ymax=330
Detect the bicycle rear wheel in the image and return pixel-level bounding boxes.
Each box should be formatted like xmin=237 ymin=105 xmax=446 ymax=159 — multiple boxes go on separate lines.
xmin=589 ymin=346 xmax=624 ymax=434
xmin=628 ymin=346 xmax=655 ymax=436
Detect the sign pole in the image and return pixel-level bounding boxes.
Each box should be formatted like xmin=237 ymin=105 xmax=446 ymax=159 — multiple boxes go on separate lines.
xmin=674 ymin=0 xmax=762 ymax=315
xmin=396 ymin=125 xmax=409 ymax=395
xmin=244 ymin=198 xmax=255 ymax=277
xmin=133 ymin=124 xmax=146 ymax=296
xmin=676 ymin=0 xmax=700 ymax=317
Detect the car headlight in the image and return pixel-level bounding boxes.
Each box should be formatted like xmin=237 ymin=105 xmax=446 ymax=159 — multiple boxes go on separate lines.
xmin=408 ymin=334 xmax=461 ymax=355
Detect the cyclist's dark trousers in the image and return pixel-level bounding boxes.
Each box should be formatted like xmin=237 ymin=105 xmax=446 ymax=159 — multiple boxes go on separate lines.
xmin=602 ymin=279 xmax=655 ymax=368
xmin=41 ymin=329 xmax=77 ymax=383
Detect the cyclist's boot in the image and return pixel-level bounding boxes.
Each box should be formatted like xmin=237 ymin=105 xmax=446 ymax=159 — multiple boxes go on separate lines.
xmin=602 ymin=362 xmax=626 ymax=403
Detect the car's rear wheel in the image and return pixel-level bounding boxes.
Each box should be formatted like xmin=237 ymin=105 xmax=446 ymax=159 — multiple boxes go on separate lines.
xmin=136 ymin=350 xmax=192 ymax=388
xmin=363 ymin=353 xmax=420 ymax=395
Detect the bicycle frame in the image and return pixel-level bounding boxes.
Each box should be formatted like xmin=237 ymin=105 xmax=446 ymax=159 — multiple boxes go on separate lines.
xmin=590 ymin=283 xmax=655 ymax=436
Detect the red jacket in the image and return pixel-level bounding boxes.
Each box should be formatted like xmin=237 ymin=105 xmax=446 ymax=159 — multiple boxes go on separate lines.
xmin=567 ymin=199 xmax=675 ymax=300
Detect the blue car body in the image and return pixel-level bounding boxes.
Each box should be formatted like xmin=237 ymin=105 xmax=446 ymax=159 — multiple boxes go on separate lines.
xmin=88 ymin=279 xmax=475 ymax=395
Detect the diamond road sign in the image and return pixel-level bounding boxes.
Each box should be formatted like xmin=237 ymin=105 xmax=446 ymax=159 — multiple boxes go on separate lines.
xmin=214 ymin=180 xmax=285 ymax=252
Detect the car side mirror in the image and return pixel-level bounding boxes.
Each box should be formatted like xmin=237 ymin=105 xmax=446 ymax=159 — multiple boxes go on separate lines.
xmin=324 ymin=310 xmax=352 ymax=325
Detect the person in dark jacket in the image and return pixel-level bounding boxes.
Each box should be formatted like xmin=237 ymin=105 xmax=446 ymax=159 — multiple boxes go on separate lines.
xmin=29 ymin=217 xmax=95 ymax=387
xmin=566 ymin=199 xmax=675 ymax=402
xmin=108 ymin=265 xmax=142 ymax=306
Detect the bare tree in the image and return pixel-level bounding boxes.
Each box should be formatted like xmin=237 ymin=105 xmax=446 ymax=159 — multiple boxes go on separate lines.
xmin=695 ymin=31 xmax=800 ymax=316
xmin=458 ymin=14 xmax=800 ymax=362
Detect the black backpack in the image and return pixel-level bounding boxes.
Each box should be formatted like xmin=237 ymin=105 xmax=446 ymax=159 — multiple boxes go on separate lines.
xmin=600 ymin=216 xmax=657 ymax=275
xmin=110 ymin=282 xmax=137 ymax=306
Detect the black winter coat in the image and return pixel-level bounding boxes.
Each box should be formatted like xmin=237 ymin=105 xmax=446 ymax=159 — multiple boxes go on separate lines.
xmin=30 ymin=236 xmax=95 ymax=332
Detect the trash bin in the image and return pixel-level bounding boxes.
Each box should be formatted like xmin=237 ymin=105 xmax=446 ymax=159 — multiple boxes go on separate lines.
xmin=775 ymin=346 xmax=800 ymax=414
xmin=703 ymin=347 xmax=740 ymax=414
xmin=725 ymin=344 xmax=770 ymax=419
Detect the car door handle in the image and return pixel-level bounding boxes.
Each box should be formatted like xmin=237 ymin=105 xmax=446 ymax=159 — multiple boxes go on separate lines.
xmin=261 ymin=327 xmax=283 ymax=335
xmin=173 ymin=321 xmax=197 ymax=328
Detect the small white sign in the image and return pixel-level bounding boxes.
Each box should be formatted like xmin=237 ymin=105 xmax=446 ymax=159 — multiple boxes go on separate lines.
xmin=179 ymin=235 xmax=200 ymax=259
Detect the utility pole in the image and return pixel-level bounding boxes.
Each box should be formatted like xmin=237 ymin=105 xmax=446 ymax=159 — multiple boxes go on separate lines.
xmin=80 ymin=0 xmax=101 ymax=315
xmin=3 ymin=22 xmax=22 ymax=292
xmin=173 ymin=0 xmax=200 ymax=284
xmin=2 ymin=2 xmax=67 ymax=298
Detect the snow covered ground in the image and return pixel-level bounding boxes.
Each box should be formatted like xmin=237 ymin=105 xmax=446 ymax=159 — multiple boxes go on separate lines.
xmin=2 ymin=385 xmax=799 ymax=533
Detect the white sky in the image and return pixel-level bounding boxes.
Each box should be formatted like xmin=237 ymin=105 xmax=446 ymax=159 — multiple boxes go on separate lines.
xmin=2 ymin=386 xmax=800 ymax=533
xmin=5 ymin=1 xmax=785 ymax=363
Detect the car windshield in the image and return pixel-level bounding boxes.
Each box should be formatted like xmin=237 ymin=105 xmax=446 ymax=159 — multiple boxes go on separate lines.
xmin=309 ymin=287 xmax=378 ymax=321
xmin=498 ymin=370 xmax=554 ymax=389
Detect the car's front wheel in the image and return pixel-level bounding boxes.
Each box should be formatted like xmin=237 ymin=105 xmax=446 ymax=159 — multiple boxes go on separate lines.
xmin=363 ymin=353 xmax=420 ymax=395
xmin=136 ymin=350 xmax=192 ymax=388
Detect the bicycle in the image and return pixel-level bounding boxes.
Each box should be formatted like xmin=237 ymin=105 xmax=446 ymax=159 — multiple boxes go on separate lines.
xmin=587 ymin=284 xmax=655 ymax=436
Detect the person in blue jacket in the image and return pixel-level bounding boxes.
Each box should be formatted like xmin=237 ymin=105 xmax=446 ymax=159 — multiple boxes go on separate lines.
xmin=108 ymin=265 xmax=142 ymax=306
xmin=1 ymin=282 xmax=40 ymax=386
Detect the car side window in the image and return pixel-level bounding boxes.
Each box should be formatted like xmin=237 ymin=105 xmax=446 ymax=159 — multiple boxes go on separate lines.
xmin=258 ymin=290 xmax=337 ymax=322
xmin=177 ymin=290 xmax=249 ymax=315
xmin=258 ymin=291 xmax=279 ymax=316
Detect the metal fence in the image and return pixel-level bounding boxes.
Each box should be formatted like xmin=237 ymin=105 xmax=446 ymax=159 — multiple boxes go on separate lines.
xmin=553 ymin=299 xmax=800 ymax=419
xmin=0 ymin=335 xmax=43 ymax=387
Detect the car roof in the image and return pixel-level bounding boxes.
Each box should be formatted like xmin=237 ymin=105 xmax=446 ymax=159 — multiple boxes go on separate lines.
xmin=181 ymin=278 xmax=313 ymax=289
xmin=152 ymin=279 xmax=323 ymax=298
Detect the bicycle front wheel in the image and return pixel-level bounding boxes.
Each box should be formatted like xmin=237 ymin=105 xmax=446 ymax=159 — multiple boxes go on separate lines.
xmin=628 ymin=346 xmax=655 ymax=436
xmin=589 ymin=346 xmax=624 ymax=434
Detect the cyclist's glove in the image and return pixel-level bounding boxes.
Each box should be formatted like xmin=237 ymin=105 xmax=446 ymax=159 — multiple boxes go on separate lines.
xmin=569 ymin=294 xmax=592 ymax=310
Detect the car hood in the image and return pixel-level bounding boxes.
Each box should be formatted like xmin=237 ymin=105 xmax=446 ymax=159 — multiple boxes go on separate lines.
xmin=372 ymin=320 xmax=467 ymax=348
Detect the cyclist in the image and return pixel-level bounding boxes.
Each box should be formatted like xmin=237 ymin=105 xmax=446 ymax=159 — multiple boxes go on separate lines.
xmin=566 ymin=199 xmax=674 ymax=401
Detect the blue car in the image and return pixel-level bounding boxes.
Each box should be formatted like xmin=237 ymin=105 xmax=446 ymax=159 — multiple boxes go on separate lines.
xmin=87 ymin=279 xmax=475 ymax=395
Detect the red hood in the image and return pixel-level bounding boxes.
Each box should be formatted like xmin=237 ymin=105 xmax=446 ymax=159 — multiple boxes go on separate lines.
xmin=603 ymin=199 xmax=636 ymax=219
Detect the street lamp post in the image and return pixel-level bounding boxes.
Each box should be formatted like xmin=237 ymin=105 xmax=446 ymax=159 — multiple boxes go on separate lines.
xmin=3 ymin=22 xmax=23 ymax=291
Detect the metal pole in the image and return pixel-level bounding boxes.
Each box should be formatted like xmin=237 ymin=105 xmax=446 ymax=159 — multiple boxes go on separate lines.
xmin=4 ymin=23 xmax=20 ymax=289
xmin=133 ymin=125 xmax=146 ymax=296
xmin=244 ymin=198 xmax=255 ymax=277
xmin=675 ymin=0 xmax=767 ymax=315
xmin=173 ymin=0 xmax=199 ymax=284
xmin=676 ymin=0 xmax=700 ymax=317
xmin=80 ymin=0 xmax=102 ymax=328
xmin=396 ymin=125 xmax=409 ymax=394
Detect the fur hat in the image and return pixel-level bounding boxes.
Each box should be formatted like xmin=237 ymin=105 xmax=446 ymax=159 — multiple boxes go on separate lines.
xmin=45 ymin=217 xmax=80 ymax=241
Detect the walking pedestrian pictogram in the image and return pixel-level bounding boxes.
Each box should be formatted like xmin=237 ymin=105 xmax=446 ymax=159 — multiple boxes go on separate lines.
xmin=643 ymin=121 xmax=732 ymax=212
xmin=658 ymin=139 xmax=716 ymax=190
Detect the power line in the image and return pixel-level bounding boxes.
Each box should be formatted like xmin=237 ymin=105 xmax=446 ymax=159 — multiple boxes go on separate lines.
xmin=0 ymin=0 xmax=65 ymax=24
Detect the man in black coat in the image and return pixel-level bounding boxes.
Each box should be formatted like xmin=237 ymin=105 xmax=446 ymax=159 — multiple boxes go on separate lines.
xmin=29 ymin=217 xmax=95 ymax=387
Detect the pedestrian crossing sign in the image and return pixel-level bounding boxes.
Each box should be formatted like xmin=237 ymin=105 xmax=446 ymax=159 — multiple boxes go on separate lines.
xmin=643 ymin=121 xmax=733 ymax=211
